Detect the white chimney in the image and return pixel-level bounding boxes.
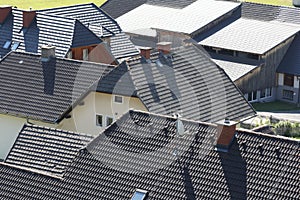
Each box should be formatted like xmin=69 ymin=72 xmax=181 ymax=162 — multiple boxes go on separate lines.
xmin=41 ymin=45 xmax=55 ymax=62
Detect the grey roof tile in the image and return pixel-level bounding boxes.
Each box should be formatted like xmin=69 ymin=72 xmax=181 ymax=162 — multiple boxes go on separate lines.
xmin=0 ymin=110 xmax=299 ymax=199
xmin=5 ymin=124 xmax=93 ymax=177
xmin=126 ymin=46 xmax=255 ymax=122
xmin=40 ymin=3 xmax=122 ymax=38
xmin=0 ymin=51 xmax=114 ymax=123
xmin=199 ymin=18 xmax=300 ymax=54
xmin=110 ymin=32 xmax=139 ymax=59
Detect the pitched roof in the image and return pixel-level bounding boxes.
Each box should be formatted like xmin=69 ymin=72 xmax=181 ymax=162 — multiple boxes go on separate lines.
xmin=40 ymin=3 xmax=121 ymax=38
xmin=213 ymin=59 xmax=258 ymax=82
xmin=101 ymin=0 xmax=147 ymax=19
xmin=98 ymin=45 xmax=255 ymax=122
xmin=0 ymin=9 xmax=104 ymax=59
xmin=0 ymin=51 xmax=113 ymax=123
xmin=1 ymin=110 xmax=299 ymax=199
xmin=40 ymin=3 xmax=139 ymax=59
xmin=242 ymin=2 xmax=300 ymax=24
xmin=277 ymin=34 xmax=300 ymax=76
xmin=5 ymin=124 xmax=93 ymax=177
xmin=199 ymin=18 xmax=300 ymax=54
xmin=117 ymin=0 xmax=240 ymax=35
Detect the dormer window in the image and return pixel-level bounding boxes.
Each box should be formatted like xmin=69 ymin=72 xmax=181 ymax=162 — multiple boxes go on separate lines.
xmin=3 ymin=41 xmax=11 ymax=49
xmin=131 ymin=189 xmax=148 ymax=200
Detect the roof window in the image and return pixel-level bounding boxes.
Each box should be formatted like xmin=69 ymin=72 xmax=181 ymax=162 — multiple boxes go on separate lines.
xmin=3 ymin=41 xmax=11 ymax=49
xmin=11 ymin=42 xmax=20 ymax=51
xmin=131 ymin=189 xmax=148 ymax=200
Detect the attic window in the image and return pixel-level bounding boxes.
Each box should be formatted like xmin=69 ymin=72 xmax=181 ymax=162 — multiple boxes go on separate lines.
xmin=11 ymin=42 xmax=20 ymax=51
xmin=114 ymin=95 xmax=123 ymax=104
xmin=3 ymin=41 xmax=11 ymax=49
xmin=131 ymin=189 xmax=148 ymax=200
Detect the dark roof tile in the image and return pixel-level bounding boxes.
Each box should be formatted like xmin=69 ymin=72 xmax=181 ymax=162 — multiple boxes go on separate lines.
xmin=0 ymin=110 xmax=299 ymax=199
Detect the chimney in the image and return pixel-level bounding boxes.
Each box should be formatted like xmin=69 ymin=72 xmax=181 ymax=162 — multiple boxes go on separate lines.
xmin=157 ymin=42 xmax=172 ymax=54
xmin=0 ymin=6 xmax=12 ymax=24
xmin=140 ymin=47 xmax=152 ymax=60
xmin=41 ymin=45 xmax=55 ymax=62
xmin=23 ymin=9 xmax=36 ymax=28
xmin=216 ymin=118 xmax=237 ymax=149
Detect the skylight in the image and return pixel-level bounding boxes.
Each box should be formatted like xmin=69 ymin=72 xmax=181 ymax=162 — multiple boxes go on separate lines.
xmin=11 ymin=42 xmax=20 ymax=51
xmin=3 ymin=41 xmax=11 ymax=49
xmin=131 ymin=189 xmax=148 ymax=200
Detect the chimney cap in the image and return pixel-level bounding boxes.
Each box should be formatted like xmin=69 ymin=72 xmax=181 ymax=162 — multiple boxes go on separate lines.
xmin=216 ymin=119 xmax=238 ymax=127
xmin=139 ymin=46 xmax=152 ymax=50
xmin=157 ymin=42 xmax=172 ymax=46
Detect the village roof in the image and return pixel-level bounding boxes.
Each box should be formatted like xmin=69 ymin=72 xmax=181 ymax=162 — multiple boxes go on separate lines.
xmin=4 ymin=124 xmax=93 ymax=177
xmin=116 ymin=0 xmax=240 ymax=36
xmin=1 ymin=110 xmax=299 ymax=199
xmin=0 ymin=51 xmax=114 ymax=123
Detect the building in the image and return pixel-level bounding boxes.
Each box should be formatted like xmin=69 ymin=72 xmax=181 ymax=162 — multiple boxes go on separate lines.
xmin=1 ymin=110 xmax=299 ymax=199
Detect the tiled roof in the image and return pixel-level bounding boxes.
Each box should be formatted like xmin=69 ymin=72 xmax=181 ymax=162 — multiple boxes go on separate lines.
xmin=40 ymin=3 xmax=122 ymax=38
xmin=242 ymin=2 xmax=300 ymax=25
xmin=110 ymin=32 xmax=139 ymax=59
xmin=0 ymin=10 xmax=78 ymax=58
xmin=199 ymin=18 xmax=300 ymax=54
xmin=102 ymin=45 xmax=255 ymax=122
xmin=117 ymin=0 xmax=240 ymax=35
xmin=40 ymin=4 xmax=138 ymax=60
xmin=0 ymin=51 xmax=113 ymax=123
xmin=1 ymin=110 xmax=299 ymax=199
xmin=5 ymin=124 xmax=93 ymax=177
xmin=277 ymin=34 xmax=300 ymax=76
xmin=101 ymin=0 xmax=147 ymax=19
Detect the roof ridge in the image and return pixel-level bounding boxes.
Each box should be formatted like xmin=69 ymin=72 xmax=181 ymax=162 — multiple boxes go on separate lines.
xmin=38 ymin=2 xmax=96 ymax=12
xmin=238 ymin=127 xmax=300 ymax=143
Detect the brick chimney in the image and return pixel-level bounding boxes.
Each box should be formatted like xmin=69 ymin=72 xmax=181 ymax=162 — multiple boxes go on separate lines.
xmin=216 ymin=119 xmax=237 ymax=149
xmin=140 ymin=47 xmax=152 ymax=60
xmin=41 ymin=45 xmax=55 ymax=62
xmin=0 ymin=6 xmax=12 ymax=24
xmin=157 ymin=42 xmax=172 ymax=54
xmin=23 ymin=9 xmax=36 ymax=28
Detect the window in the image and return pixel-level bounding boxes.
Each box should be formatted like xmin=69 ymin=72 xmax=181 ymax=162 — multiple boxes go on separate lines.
xmin=283 ymin=90 xmax=294 ymax=101
xmin=260 ymin=89 xmax=266 ymax=98
xmin=114 ymin=95 xmax=123 ymax=103
xmin=284 ymin=74 xmax=294 ymax=87
xmin=131 ymin=189 xmax=148 ymax=200
xmin=83 ymin=49 xmax=89 ymax=61
xmin=106 ymin=116 xmax=113 ymax=127
xmin=219 ymin=49 xmax=234 ymax=56
xmin=248 ymin=91 xmax=257 ymax=102
xmin=266 ymin=88 xmax=272 ymax=97
xmin=67 ymin=51 xmax=72 ymax=59
xmin=11 ymin=42 xmax=20 ymax=51
xmin=96 ymin=115 xmax=103 ymax=127
xmin=3 ymin=41 xmax=11 ymax=49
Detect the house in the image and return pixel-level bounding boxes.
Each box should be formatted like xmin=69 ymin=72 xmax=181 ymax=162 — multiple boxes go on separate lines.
xmin=0 ymin=4 xmax=139 ymax=63
xmin=3 ymin=124 xmax=93 ymax=176
xmin=0 ymin=42 xmax=255 ymax=159
xmin=1 ymin=110 xmax=299 ymax=199
xmin=39 ymin=3 xmax=140 ymax=62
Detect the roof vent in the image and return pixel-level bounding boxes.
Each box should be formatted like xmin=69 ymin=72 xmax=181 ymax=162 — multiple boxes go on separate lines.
xmin=41 ymin=45 xmax=55 ymax=62
xmin=0 ymin=6 xmax=12 ymax=24
xmin=157 ymin=42 xmax=172 ymax=55
xmin=216 ymin=118 xmax=238 ymax=151
xmin=22 ymin=9 xmax=36 ymax=28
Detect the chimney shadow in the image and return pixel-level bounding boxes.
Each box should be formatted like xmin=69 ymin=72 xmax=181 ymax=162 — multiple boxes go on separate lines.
xmin=218 ymin=139 xmax=247 ymax=200
xmin=42 ymin=58 xmax=56 ymax=95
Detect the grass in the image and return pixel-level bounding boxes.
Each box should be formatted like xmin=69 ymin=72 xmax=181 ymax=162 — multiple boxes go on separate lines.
xmin=245 ymin=0 xmax=293 ymax=6
xmin=2 ymin=0 xmax=107 ymax=10
xmin=252 ymin=101 xmax=300 ymax=112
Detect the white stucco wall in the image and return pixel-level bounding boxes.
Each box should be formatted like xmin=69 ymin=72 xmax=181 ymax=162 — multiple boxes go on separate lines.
xmin=278 ymin=73 xmax=284 ymax=86
xmin=58 ymin=92 xmax=147 ymax=136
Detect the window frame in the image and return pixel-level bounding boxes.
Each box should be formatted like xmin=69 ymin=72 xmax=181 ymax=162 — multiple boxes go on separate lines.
xmin=284 ymin=74 xmax=294 ymax=87
xmin=282 ymin=90 xmax=294 ymax=101
xmin=113 ymin=95 xmax=123 ymax=104
xmin=106 ymin=116 xmax=114 ymax=127
xmin=96 ymin=114 xmax=103 ymax=127
xmin=83 ymin=48 xmax=89 ymax=61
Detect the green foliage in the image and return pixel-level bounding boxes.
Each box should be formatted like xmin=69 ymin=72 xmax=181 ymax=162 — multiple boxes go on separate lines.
xmin=252 ymin=101 xmax=300 ymax=112
xmin=3 ymin=0 xmax=106 ymax=10
xmin=246 ymin=0 xmax=292 ymax=6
